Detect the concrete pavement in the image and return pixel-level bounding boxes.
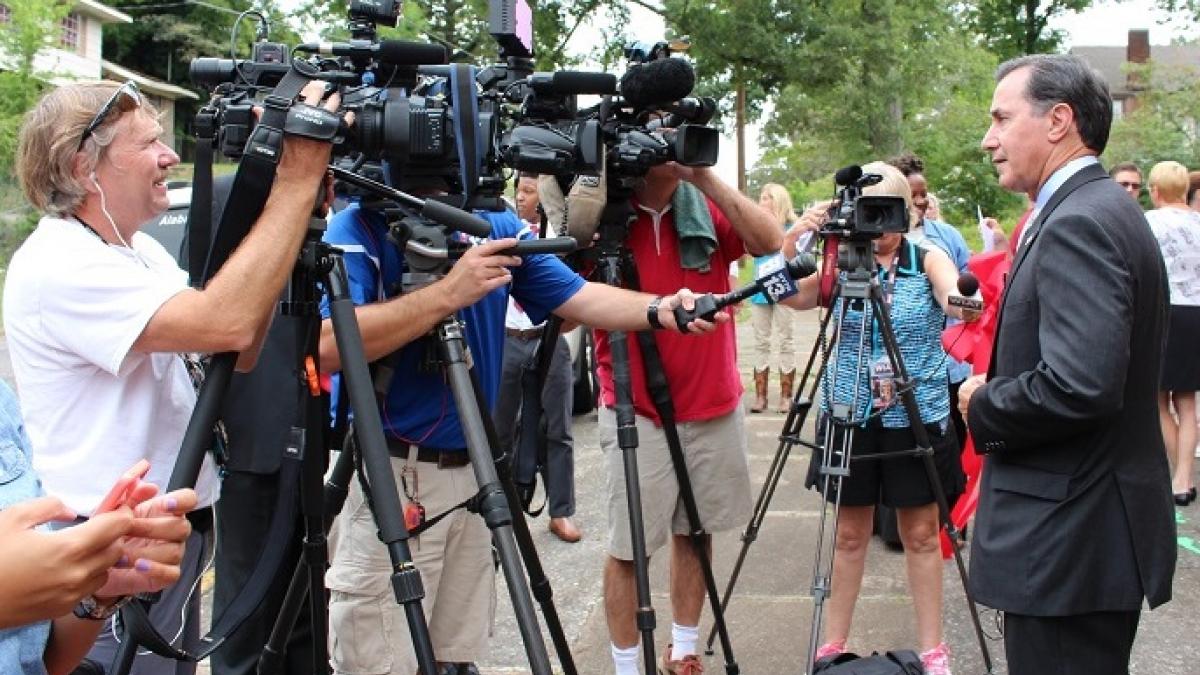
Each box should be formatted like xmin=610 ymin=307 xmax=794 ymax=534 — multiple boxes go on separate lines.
xmin=2 ymin=306 xmax=1195 ymax=674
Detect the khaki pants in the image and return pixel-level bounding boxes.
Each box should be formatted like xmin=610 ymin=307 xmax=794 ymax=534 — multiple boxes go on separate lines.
xmin=326 ymin=454 xmax=494 ymax=674
xmin=750 ymin=302 xmax=796 ymax=371
xmin=600 ymin=407 xmax=752 ymax=560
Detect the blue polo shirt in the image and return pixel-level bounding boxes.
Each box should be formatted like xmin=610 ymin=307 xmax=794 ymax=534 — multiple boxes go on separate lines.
xmin=321 ymin=203 xmax=585 ymax=450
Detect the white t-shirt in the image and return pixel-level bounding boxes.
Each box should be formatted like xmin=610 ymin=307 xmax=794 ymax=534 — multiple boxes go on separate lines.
xmin=1146 ymin=207 xmax=1200 ymax=307
xmin=3 ymin=215 xmax=219 ymax=514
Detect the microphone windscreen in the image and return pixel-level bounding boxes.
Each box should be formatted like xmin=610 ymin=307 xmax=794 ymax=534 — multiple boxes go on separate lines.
xmin=834 ymin=165 xmax=862 ymax=187
xmin=957 ymin=271 xmax=980 ymax=297
xmin=564 ymin=159 xmax=607 ymax=247
xmin=543 ymin=71 xmax=618 ymax=96
xmin=619 ymin=57 xmax=696 ymax=108
xmin=376 ymin=40 xmax=449 ymax=66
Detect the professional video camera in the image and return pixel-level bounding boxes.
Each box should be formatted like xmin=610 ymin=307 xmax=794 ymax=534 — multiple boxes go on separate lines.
xmin=499 ymin=38 xmax=720 ymax=180
xmin=188 ymin=0 xmax=524 ymax=205
xmin=821 ymin=165 xmax=909 ymax=241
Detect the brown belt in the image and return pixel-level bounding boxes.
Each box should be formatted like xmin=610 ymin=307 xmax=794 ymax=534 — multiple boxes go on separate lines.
xmin=505 ymin=326 xmax=543 ymax=340
xmin=386 ymin=439 xmax=471 ymax=468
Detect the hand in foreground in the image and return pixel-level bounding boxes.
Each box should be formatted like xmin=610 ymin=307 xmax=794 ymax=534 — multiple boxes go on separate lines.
xmin=441 ymin=238 xmax=522 ymax=309
xmin=275 ymin=80 xmax=353 ymax=186
xmin=659 ymin=288 xmax=729 ymax=334
xmin=784 ymin=202 xmax=831 ymax=258
xmin=94 ymin=488 xmax=198 ymax=600
xmin=957 ymin=374 xmax=987 ymax=418
xmin=982 ymin=217 xmax=1009 ymax=250
xmin=960 ymin=305 xmax=983 ymax=323
xmin=0 ymin=497 xmax=130 ymax=628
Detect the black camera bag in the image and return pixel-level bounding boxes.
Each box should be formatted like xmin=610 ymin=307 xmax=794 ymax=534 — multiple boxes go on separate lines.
xmin=813 ymin=649 xmax=925 ymax=674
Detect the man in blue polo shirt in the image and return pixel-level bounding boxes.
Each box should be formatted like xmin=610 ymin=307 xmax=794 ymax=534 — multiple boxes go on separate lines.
xmin=319 ymin=180 xmax=718 ymax=675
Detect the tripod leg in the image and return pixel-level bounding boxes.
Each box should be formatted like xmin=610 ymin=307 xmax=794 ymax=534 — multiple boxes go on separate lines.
xmin=704 ymin=304 xmax=838 ymax=654
xmin=325 ymin=258 xmax=439 ymax=675
xmin=871 ymin=290 xmax=994 ymax=674
xmin=632 ymin=331 xmax=739 ymax=673
xmin=436 ymin=319 xmax=553 ymax=675
xmin=470 ymin=374 xmax=579 ymax=675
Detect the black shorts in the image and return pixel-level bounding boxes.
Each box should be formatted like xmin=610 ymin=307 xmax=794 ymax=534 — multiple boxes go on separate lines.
xmin=807 ymin=415 xmax=964 ymax=508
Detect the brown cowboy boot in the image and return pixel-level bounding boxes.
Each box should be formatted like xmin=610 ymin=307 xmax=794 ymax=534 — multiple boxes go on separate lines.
xmin=777 ymin=368 xmax=795 ymax=413
xmin=750 ymin=368 xmax=769 ymax=413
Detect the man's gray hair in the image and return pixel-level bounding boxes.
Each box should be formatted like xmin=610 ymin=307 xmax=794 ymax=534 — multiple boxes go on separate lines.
xmin=996 ymin=54 xmax=1113 ymax=155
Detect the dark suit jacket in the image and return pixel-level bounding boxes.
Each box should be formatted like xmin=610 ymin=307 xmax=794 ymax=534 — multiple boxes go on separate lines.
xmin=967 ymin=162 xmax=1176 ymax=616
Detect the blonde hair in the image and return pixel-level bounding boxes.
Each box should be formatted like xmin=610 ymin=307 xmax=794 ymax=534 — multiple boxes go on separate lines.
xmin=1148 ymin=160 xmax=1189 ymax=204
xmin=759 ymin=183 xmax=799 ymax=228
xmin=17 ymin=82 xmax=158 ymax=217
xmin=860 ymin=161 xmax=918 ymax=229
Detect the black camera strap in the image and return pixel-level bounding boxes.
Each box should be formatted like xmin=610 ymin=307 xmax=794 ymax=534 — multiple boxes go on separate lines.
xmin=450 ymin=64 xmax=481 ymax=209
xmin=187 ymin=105 xmax=217 ymax=286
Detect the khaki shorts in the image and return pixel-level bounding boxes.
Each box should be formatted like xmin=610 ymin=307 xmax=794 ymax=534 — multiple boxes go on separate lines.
xmin=326 ymin=453 xmax=495 ymax=674
xmin=600 ymin=407 xmax=752 ymax=560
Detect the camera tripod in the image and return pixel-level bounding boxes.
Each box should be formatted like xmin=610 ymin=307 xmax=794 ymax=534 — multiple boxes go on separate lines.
xmin=110 ymin=215 xmax=442 ymax=675
xmin=589 ymin=186 xmax=739 ymax=675
xmin=704 ymin=238 xmax=993 ymax=675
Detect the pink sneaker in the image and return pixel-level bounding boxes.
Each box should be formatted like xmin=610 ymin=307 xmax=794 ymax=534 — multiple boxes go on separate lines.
xmin=920 ymin=643 xmax=953 ymax=675
xmin=814 ymin=639 xmax=846 ymax=661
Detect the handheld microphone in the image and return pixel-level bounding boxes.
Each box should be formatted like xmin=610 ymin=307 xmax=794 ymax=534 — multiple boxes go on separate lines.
xmin=672 ymin=253 xmax=818 ymax=328
xmin=948 ymin=271 xmax=983 ymax=312
xmin=619 ymin=57 xmax=696 ymax=108
xmin=298 ymin=40 xmax=449 ymax=66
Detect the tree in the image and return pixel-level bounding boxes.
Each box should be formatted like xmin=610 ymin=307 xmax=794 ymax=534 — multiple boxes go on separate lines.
xmin=1105 ymin=61 xmax=1200 ymax=170
xmin=751 ymin=1 xmax=1026 ymax=233
xmin=0 ymin=0 xmax=72 ymax=177
xmin=658 ymin=0 xmax=812 ymax=191
xmin=966 ymin=0 xmax=1097 ymax=60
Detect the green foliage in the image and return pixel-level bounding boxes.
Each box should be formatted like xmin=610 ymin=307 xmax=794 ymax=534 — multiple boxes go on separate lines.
xmin=966 ymin=0 xmax=1096 ymax=61
xmin=293 ymin=0 xmax=618 ymax=69
xmin=0 ymin=0 xmax=73 ymax=75
xmin=0 ymin=72 xmax=49 ymax=178
xmin=1105 ymin=61 xmax=1200 ymax=171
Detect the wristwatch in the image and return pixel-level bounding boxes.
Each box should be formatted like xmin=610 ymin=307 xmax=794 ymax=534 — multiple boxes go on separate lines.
xmin=73 ymin=594 xmax=131 ymax=621
xmin=646 ymin=296 xmax=665 ymax=330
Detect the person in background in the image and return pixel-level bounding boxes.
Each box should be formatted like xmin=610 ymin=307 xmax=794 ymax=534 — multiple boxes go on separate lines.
xmin=780 ymin=162 xmax=976 ymax=675
xmin=1144 ymin=161 xmax=1200 ymax=505
xmin=889 ymin=153 xmax=972 ymax=449
xmin=749 ymin=183 xmax=806 ymax=413
xmin=1188 ymin=170 xmax=1200 ymax=212
xmin=493 ymin=171 xmax=582 ymax=543
xmin=1109 ymin=161 xmax=1143 ymax=203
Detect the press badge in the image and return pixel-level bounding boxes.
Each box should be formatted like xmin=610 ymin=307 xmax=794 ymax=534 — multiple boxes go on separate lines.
xmin=871 ymin=357 xmax=896 ymax=409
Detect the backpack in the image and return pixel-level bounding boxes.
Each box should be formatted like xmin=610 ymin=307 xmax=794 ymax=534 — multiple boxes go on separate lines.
xmin=813 ymin=650 xmax=925 ymax=674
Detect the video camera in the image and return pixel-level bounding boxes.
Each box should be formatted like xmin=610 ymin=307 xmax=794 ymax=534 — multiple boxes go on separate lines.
xmin=821 ymin=165 xmax=909 ymax=241
xmin=499 ymin=38 xmax=720 ymax=181
xmin=188 ymin=0 xmax=533 ymax=205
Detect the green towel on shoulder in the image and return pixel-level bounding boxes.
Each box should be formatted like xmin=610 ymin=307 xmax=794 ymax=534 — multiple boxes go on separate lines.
xmin=672 ymin=181 xmax=718 ymax=272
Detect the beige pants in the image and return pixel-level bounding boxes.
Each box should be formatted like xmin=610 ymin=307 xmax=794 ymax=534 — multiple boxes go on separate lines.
xmin=326 ymin=453 xmax=494 ymax=674
xmin=750 ymin=302 xmax=796 ymax=371
xmin=600 ymin=407 xmax=752 ymax=560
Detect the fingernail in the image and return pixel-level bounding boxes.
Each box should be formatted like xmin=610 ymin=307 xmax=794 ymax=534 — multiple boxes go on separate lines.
xmin=117 ymin=555 xmax=130 ymax=568
xmin=135 ymin=559 xmax=151 ymax=572
xmin=165 ymin=497 xmax=178 ymax=511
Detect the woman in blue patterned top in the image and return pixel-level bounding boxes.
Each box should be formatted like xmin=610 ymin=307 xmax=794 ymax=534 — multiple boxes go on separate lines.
xmin=779 ymin=162 xmax=977 ymax=675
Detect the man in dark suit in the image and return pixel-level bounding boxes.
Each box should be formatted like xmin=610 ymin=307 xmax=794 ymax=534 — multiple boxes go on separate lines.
xmin=958 ymin=54 xmax=1176 ymax=673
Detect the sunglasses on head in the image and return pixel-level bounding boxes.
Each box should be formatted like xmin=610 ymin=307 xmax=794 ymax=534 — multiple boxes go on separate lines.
xmin=77 ymin=81 xmax=142 ymax=152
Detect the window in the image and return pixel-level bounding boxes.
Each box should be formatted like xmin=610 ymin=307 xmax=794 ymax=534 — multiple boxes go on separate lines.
xmin=0 ymin=4 xmax=11 ymax=24
xmin=60 ymin=13 xmax=80 ymax=51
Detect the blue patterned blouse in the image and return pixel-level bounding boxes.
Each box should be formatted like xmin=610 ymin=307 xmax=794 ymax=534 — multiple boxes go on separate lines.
xmin=821 ymin=239 xmax=950 ymax=428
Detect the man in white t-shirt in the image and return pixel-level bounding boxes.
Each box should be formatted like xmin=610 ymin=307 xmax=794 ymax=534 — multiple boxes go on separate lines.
xmin=6 ymin=80 xmax=341 ymax=674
